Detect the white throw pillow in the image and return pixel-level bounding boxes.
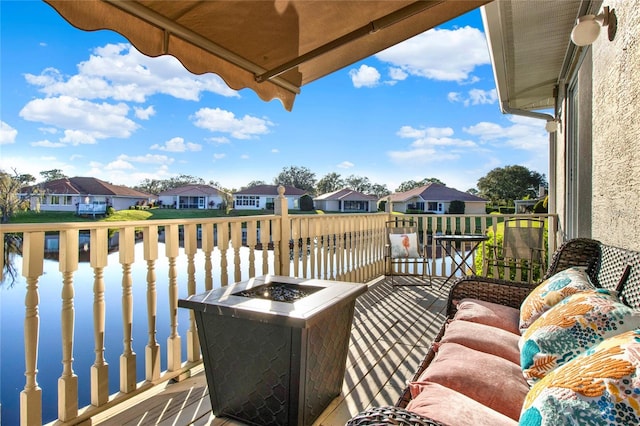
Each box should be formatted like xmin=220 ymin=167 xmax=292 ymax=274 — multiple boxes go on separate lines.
xmin=389 ymin=233 xmax=420 ymax=258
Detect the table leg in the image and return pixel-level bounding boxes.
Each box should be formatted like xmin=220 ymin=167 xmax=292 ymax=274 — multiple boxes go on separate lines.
xmin=438 ymin=242 xmax=481 ymax=289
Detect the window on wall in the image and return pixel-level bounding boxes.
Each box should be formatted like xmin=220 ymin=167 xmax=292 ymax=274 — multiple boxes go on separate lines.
xmin=235 ymin=195 xmax=259 ymax=207
xmin=49 ymin=195 xmax=73 ymax=205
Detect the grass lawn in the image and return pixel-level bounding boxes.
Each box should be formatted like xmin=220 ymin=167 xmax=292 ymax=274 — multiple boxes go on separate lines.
xmin=7 ymin=208 xmax=319 ymax=224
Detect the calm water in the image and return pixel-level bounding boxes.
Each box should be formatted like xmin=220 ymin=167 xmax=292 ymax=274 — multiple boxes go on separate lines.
xmin=1 ymin=242 xmax=274 ymax=425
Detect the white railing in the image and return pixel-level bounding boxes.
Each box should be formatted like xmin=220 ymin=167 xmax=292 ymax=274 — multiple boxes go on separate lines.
xmin=0 ymin=207 xmax=555 ymax=426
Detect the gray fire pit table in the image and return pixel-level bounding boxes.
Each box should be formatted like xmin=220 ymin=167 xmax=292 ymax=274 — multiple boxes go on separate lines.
xmin=178 ymin=275 xmax=367 ymax=426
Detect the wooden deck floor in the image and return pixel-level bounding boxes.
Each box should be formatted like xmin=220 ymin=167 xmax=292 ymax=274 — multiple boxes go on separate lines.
xmin=96 ymin=276 xmax=449 ymax=426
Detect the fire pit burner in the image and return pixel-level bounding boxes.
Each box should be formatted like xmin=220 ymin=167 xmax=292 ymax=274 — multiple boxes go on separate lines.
xmin=178 ymin=276 xmax=367 ymax=426
xmin=234 ymin=282 xmax=323 ymax=302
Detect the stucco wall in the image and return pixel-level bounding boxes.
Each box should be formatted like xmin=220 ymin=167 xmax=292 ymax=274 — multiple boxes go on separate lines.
xmin=591 ymin=1 xmax=640 ymax=250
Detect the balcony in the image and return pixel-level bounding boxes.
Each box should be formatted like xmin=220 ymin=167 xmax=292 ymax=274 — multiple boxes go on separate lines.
xmin=1 ymin=200 xmax=555 ymax=426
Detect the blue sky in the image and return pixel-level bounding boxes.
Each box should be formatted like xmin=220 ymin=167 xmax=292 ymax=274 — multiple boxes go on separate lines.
xmin=0 ymin=1 xmax=549 ymax=194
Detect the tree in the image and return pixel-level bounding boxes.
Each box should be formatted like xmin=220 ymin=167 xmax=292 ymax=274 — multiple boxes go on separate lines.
xmin=477 ymin=165 xmax=547 ymax=206
xmin=134 ymin=179 xmax=164 ymax=195
xmin=316 ymin=173 xmax=344 ymax=194
xmin=243 ymin=180 xmax=266 ymax=189
xmin=134 ymin=175 xmax=204 ymax=194
xmin=395 ymin=177 xmax=444 ymax=192
xmin=39 ymin=169 xmax=67 ymax=182
xmin=370 ymin=183 xmax=391 ymax=199
xmin=166 ymin=174 xmax=204 ymax=190
xmin=0 ymin=169 xmax=30 ymax=223
xmin=344 ymin=175 xmax=371 ymax=194
xmin=274 ymin=166 xmax=316 ymax=194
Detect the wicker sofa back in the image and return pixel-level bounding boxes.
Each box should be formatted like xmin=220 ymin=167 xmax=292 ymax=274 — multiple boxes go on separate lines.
xmin=348 ymin=238 xmax=640 ymax=425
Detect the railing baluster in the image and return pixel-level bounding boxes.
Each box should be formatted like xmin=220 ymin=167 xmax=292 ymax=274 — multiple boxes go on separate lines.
xmin=329 ymin=219 xmax=336 ymax=280
xmin=259 ymin=219 xmax=270 ymax=275
xmin=335 ymin=220 xmax=344 ymax=280
xmin=184 ymin=224 xmax=200 ymax=362
xmin=231 ymin=221 xmax=242 ymax=283
xmin=291 ymin=218 xmax=300 ymax=277
xmin=165 ymin=224 xmax=181 ymax=372
xmin=201 ymin=223 xmax=214 ymax=291
xmin=247 ymin=221 xmax=257 ymax=278
xmin=119 ymin=227 xmax=136 ymax=393
xmin=58 ymin=229 xmax=79 ymax=421
xmin=21 ymin=231 xmax=44 ymax=426
xmin=90 ymin=228 xmax=109 ymax=406
xmin=272 ymin=220 xmax=281 ymax=276
xmin=143 ymin=225 xmax=160 ymax=382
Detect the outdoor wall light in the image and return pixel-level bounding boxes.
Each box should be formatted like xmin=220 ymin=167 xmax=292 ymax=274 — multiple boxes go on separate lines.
xmin=571 ymin=6 xmax=617 ymax=46
xmin=545 ymin=120 xmax=559 ymax=133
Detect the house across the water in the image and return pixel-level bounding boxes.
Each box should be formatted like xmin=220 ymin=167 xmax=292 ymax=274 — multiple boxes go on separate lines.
xmin=20 ymin=177 xmax=155 ymax=216
xmin=383 ymin=183 xmax=487 ymax=214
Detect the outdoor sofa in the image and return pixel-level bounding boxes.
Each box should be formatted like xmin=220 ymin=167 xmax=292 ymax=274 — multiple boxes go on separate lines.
xmin=347 ymin=238 xmax=640 ymax=425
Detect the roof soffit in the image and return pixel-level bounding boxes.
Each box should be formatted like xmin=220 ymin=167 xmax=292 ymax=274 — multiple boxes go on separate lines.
xmin=482 ymin=0 xmax=587 ymax=112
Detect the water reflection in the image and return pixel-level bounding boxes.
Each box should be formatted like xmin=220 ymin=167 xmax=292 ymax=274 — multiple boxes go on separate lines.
xmin=1 ymin=240 xmax=274 ymax=425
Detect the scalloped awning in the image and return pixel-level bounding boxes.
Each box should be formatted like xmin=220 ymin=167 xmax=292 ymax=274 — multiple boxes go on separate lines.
xmin=44 ymin=0 xmax=489 ymax=111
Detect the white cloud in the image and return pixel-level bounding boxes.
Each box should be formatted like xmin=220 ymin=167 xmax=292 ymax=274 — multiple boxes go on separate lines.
xmin=105 ymin=159 xmax=135 ymax=170
xmin=61 ymin=129 xmax=98 ymax=145
xmin=19 ymin=96 xmax=137 ymax=141
xmin=388 ymin=67 xmax=408 ymax=81
xmin=0 ymin=155 xmax=72 ymax=178
xmin=208 ymin=136 xmax=231 ymax=144
xmin=192 ymin=107 xmax=273 ymax=139
xmin=447 ymin=92 xmax=461 ymax=102
xmin=150 ymin=136 xmax=202 ymax=152
xmin=337 ymin=161 xmax=354 ymax=169
xmin=387 ymin=125 xmax=478 ymax=166
xmin=240 ymin=154 xmax=250 ymax=160
xmin=117 ymin=153 xmax=174 ymax=165
xmin=375 ymin=26 xmax=489 ymax=83
xmin=31 ymin=139 xmax=66 ymax=148
xmin=464 ymin=115 xmax=546 ymax=148
xmin=468 ymin=88 xmax=497 ymax=105
xmin=449 ymin=88 xmax=498 ymax=106
xmin=397 ymin=126 xmax=455 ymax=139
xmin=349 ymin=64 xmax=381 ymax=88
xmin=271 ymin=149 xmax=279 ymax=153
xmin=134 ymin=105 xmax=155 ymax=120
xmin=0 ymin=121 xmax=17 ymax=145
xmin=213 ymin=153 xmax=226 ymax=160
xmin=387 ymin=147 xmax=459 ymax=164
xmin=24 ymin=43 xmax=239 ymax=103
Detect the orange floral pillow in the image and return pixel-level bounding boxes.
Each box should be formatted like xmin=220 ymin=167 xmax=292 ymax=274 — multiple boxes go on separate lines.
xmin=519 ymin=289 xmax=640 ymax=384
xmin=519 ymin=266 xmax=594 ymax=333
xmin=520 ymin=329 xmax=640 ymax=425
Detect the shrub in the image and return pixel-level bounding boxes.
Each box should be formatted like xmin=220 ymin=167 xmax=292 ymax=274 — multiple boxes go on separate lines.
xmin=299 ymin=194 xmax=314 ymax=211
xmin=533 ymin=196 xmax=548 ymax=213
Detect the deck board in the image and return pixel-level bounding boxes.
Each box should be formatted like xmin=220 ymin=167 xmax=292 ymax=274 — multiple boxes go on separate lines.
xmin=96 ymin=276 xmax=448 ymax=425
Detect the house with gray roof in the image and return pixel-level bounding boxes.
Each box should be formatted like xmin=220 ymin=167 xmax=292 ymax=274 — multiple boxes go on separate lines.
xmin=383 ymin=183 xmax=487 ymax=214
xmin=158 ymin=184 xmax=228 ymax=209
xmin=20 ymin=177 xmax=155 ymax=215
xmin=233 ymin=184 xmax=306 ymax=211
xmin=314 ymin=188 xmax=378 ymax=213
